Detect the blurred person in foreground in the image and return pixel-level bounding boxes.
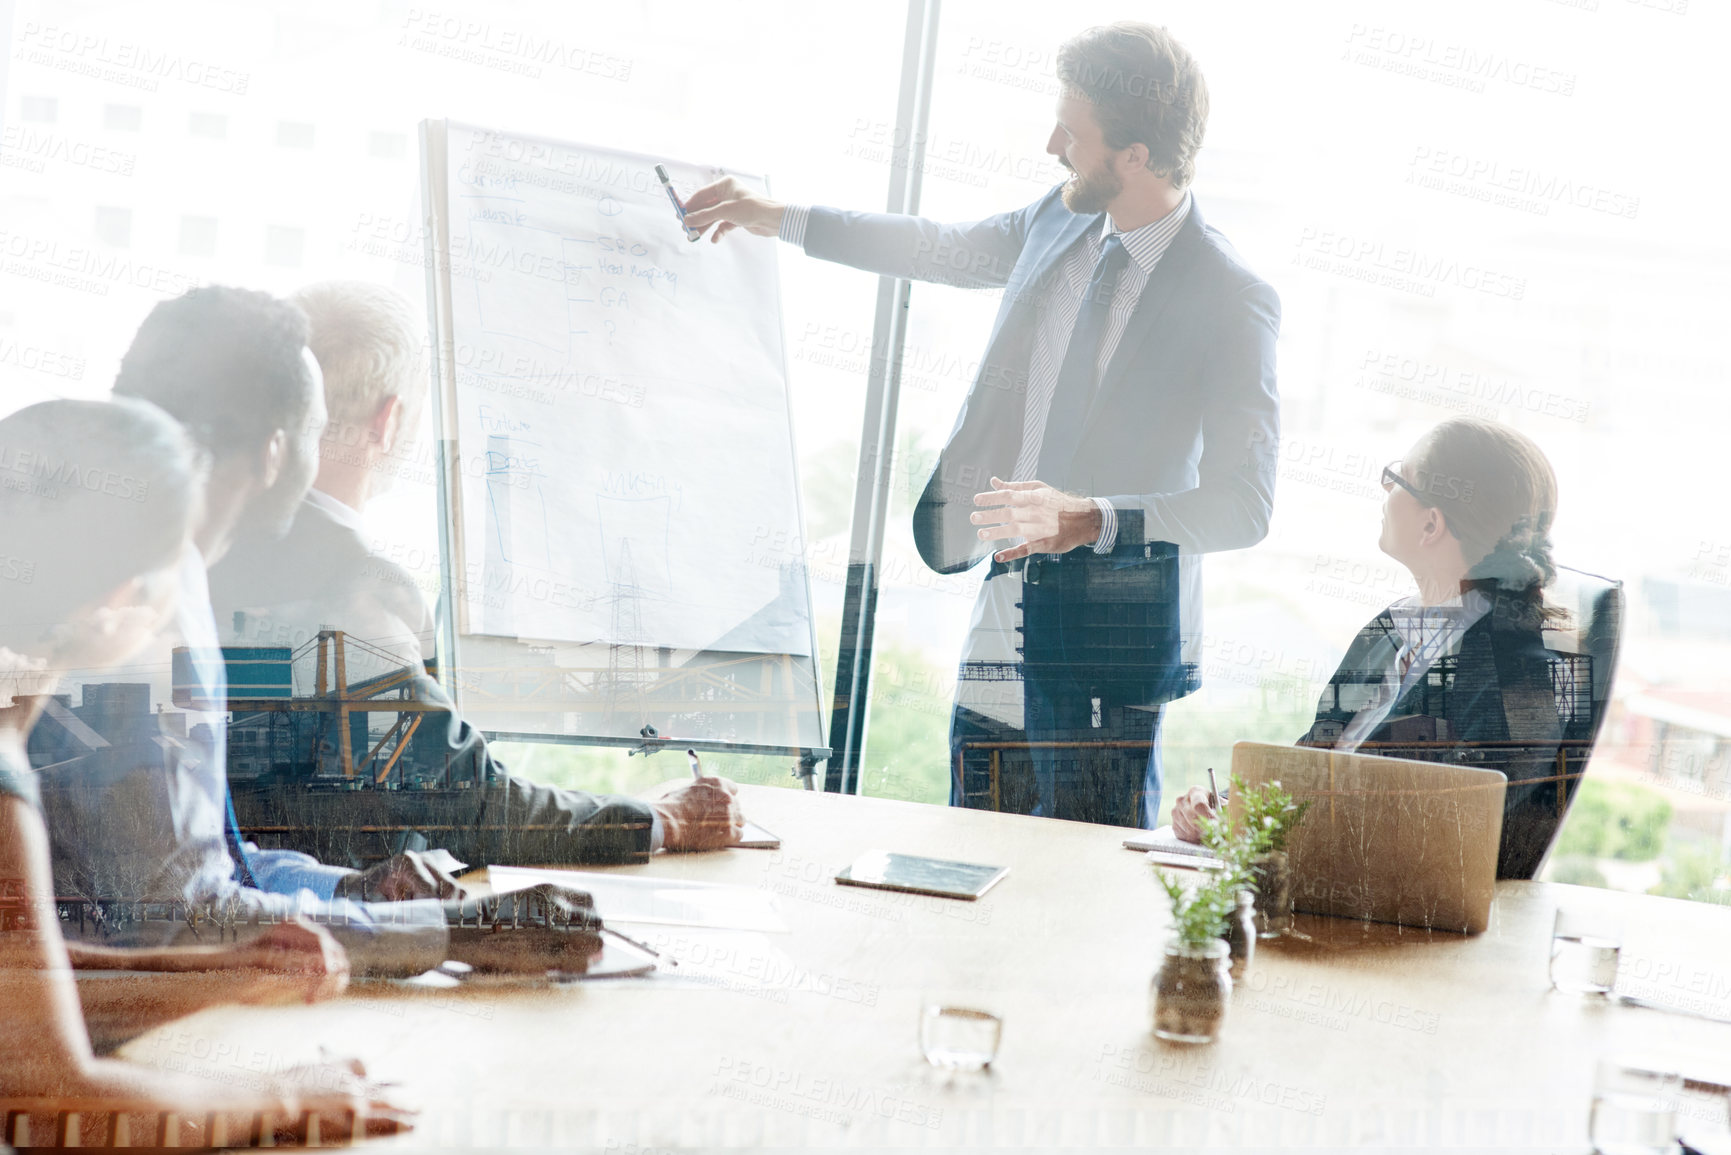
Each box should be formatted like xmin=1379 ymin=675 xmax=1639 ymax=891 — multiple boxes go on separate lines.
xmin=0 ymin=398 xmax=409 ymax=1142
xmin=31 ymin=289 xmax=595 ymax=980
xmin=31 ymin=286 xmax=453 ymax=960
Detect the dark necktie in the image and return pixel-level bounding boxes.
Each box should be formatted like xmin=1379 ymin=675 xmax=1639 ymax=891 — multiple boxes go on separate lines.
xmin=225 ymin=791 xmax=260 ymax=889
xmin=1037 ymin=232 xmax=1129 ymax=478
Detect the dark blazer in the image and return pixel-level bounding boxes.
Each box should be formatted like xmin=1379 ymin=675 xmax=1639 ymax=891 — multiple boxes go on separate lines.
xmin=802 ymin=188 xmax=1281 ymax=668
xmin=208 ymin=493 xmax=657 ymax=864
xmin=210 ymin=494 xmax=434 ymax=673
xmin=1302 ymin=592 xmax=1568 ymax=879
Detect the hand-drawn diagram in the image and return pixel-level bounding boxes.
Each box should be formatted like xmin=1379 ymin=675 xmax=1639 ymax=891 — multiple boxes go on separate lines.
xmin=441 ymin=127 xmax=812 ymax=656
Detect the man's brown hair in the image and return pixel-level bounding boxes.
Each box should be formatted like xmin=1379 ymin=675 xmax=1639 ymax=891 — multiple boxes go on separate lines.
xmin=1057 ymin=23 xmax=1208 ymax=189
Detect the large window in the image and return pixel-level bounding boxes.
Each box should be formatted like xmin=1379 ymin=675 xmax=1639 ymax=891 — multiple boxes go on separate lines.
xmin=4 ymin=0 xmax=1728 ymax=905
xmin=857 ymin=0 xmax=1731 ymax=906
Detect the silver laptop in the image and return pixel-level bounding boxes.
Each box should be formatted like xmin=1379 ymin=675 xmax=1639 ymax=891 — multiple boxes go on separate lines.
xmin=1229 ymin=741 xmax=1507 ymax=934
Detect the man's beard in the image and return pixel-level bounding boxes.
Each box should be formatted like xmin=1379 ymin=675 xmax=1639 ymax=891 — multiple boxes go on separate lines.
xmin=1060 ymin=160 xmax=1122 ymax=214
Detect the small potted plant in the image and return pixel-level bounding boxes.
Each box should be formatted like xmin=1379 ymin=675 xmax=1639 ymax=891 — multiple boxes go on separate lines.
xmin=1151 ymin=870 xmax=1237 ymax=1043
xmin=1232 ymin=774 xmax=1313 ymax=939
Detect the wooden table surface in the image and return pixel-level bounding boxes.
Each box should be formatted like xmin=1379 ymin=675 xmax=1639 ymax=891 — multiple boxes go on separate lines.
xmin=116 ymin=785 xmax=1731 ymax=1151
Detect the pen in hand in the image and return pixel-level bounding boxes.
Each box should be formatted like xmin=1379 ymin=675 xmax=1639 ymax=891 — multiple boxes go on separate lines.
xmin=687 ymin=748 xmax=704 ymax=781
xmin=656 ymin=164 xmax=703 ymax=242
xmin=1206 ymin=767 xmax=1220 ymax=812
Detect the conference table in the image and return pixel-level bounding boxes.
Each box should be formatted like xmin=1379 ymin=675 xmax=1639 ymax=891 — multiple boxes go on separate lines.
xmin=113 ymin=785 xmax=1731 ymax=1150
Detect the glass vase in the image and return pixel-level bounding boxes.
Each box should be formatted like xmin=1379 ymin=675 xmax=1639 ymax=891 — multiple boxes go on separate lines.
xmin=1250 ymin=851 xmax=1293 ymax=939
xmin=1222 ymin=889 xmax=1256 ymax=981
xmin=1151 ymin=938 xmax=1231 ymax=1044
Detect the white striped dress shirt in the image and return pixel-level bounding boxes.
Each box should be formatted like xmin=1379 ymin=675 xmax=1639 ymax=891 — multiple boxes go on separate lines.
xmin=1013 ymin=195 xmax=1192 ymax=551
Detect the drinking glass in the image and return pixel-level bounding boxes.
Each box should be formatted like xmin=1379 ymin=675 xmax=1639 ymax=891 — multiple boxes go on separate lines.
xmin=918 ymin=995 xmax=1003 ymax=1072
xmin=1588 ymin=1057 xmax=1680 ymax=1155
xmin=1551 ymin=908 xmax=1621 ymax=995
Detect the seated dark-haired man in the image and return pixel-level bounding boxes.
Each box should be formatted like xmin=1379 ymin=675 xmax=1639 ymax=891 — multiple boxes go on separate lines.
xmin=205 ymin=281 xmax=740 ymax=868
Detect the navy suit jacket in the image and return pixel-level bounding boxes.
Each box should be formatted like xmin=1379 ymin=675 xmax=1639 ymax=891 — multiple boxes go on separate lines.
xmin=803 ymin=192 xmax=1280 ymax=578
xmin=803 ymin=187 xmax=1281 ymax=661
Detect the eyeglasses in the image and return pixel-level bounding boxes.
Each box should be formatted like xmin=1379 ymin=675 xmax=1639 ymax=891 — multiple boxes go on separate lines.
xmin=1381 ymin=462 xmax=1429 ymax=504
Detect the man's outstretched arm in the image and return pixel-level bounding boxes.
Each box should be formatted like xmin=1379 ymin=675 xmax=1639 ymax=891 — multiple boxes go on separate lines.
xmin=681 ymin=176 xmax=1040 ymax=290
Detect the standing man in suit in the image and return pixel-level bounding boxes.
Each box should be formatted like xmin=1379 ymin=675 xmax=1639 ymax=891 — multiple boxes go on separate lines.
xmin=684 ymin=22 xmax=1280 ymax=827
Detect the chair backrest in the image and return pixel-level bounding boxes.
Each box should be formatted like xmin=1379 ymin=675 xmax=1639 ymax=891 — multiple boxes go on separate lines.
xmin=1543 ymin=566 xmax=1625 ymax=746
xmin=1529 ymin=566 xmax=1624 ymax=876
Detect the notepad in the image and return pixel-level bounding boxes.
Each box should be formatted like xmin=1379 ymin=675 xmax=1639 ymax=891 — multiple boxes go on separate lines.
xmin=1122 ymin=825 xmax=1219 ymax=858
xmin=734 ymin=820 xmax=780 ymax=849
xmin=834 ymin=850 xmax=1008 ymax=901
xmin=488 ymin=865 xmax=788 ymax=932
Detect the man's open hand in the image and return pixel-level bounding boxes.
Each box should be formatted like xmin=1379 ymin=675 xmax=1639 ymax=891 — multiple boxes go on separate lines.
xmin=680 ymin=176 xmax=785 ymax=244
xmin=971 ymin=476 xmax=1103 ymax=562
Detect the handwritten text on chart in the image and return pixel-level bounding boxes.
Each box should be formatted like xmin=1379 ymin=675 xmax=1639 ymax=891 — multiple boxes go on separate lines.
xmin=601 ymin=470 xmax=684 ymax=509
xmin=476 ymin=405 xmax=532 ymax=435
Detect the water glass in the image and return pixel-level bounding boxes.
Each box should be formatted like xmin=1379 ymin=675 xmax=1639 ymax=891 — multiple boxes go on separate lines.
xmin=1551 ymin=908 xmax=1621 ymax=995
xmin=1588 ymin=1057 xmax=1680 ymax=1155
xmin=919 ymin=997 xmax=1003 ymax=1072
